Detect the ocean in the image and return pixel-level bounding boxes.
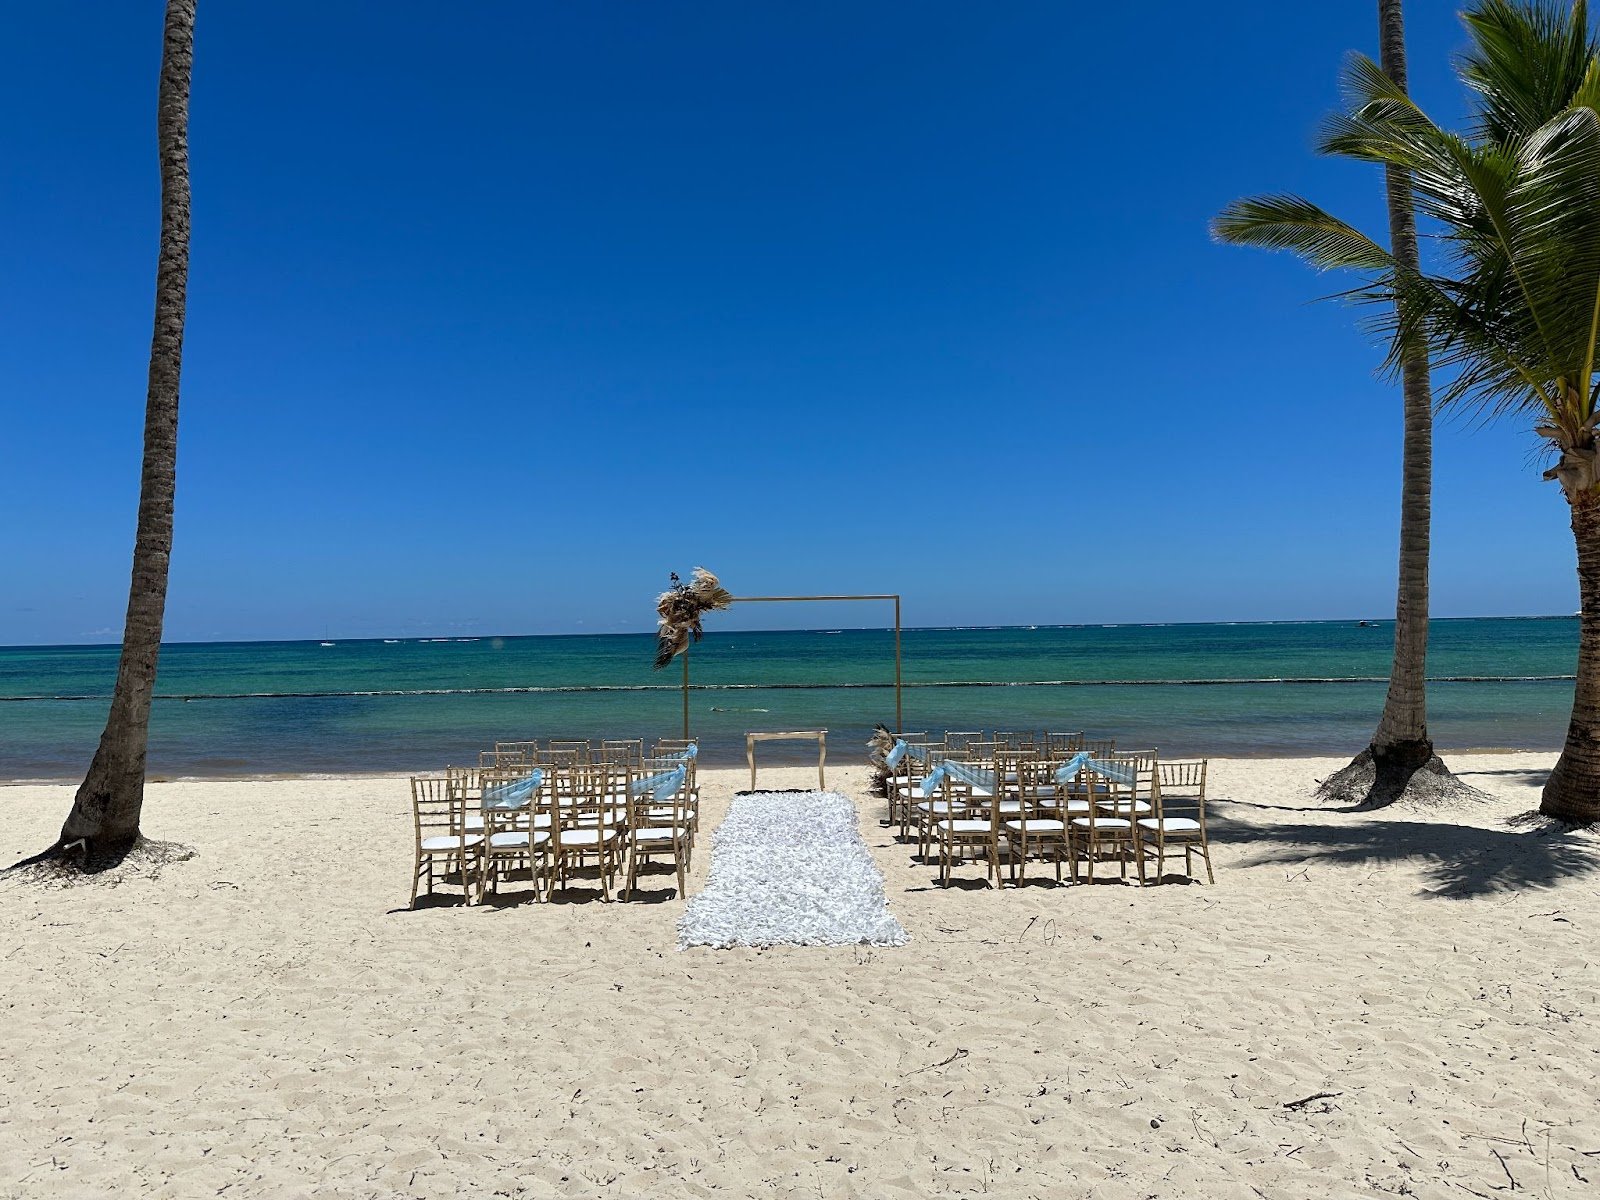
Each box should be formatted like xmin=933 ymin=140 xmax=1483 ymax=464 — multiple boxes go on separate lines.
xmin=0 ymin=618 xmax=1578 ymax=779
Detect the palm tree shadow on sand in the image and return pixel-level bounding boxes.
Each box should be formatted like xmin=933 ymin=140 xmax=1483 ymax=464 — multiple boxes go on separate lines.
xmin=1209 ymin=764 xmax=1600 ymax=898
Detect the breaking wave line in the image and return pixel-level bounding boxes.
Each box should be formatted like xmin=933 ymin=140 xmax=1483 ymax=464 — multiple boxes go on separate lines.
xmin=0 ymin=675 xmax=1576 ymax=703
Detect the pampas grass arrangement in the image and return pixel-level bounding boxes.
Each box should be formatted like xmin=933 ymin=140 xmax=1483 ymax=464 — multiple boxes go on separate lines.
xmin=654 ymin=568 xmax=734 ymax=669
xmin=867 ymin=723 xmax=896 ymax=798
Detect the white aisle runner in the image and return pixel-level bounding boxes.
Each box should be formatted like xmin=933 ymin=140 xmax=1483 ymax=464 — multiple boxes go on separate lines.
xmin=677 ymin=790 xmax=910 ymax=949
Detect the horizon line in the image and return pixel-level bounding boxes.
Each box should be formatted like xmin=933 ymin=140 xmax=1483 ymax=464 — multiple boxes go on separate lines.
xmin=0 ymin=612 xmax=1578 ymax=653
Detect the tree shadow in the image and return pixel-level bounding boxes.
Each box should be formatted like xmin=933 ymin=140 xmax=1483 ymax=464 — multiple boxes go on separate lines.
xmin=1453 ymin=767 xmax=1551 ymax=790
xmin=1207 ymin=810 xmax=1600 ymax=897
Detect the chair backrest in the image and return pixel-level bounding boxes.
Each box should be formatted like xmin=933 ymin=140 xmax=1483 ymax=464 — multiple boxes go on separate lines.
xmin=1111 ymin=749 xmax=1159 ymax=804
xmin=546 ymin=739 xmax=591 ymax=763
xmin=541 ymin=745 xmax=586 ymax=770
xmin=599 ymin=739 xmax=645 ymax=768
xmin=963 ymin=741 xmax=999 ymax=765
xmin=1045 ymin=731 xmax=1085 ymax=757
xmin=994 ymin=730 xmax=1039 ymax=751
xmin=943 ymin=730 xmax=983 ymax=754
xmin=1082 ymin=738 xmax=1116 ymax=759
xmin=544 ymin=762 xmax=600 ymax=851
xmin=1080 ymin=762 xmax=1137 ymax=833
xmin=1153 ymin=759 xmax=1208 ymax=822
xmin=629 ymin=757 xmax=690 ymax=835
xmin=410 ymin=776 xmax=459 ymax=845
xmin=489 ymin=740 xmax=537 ymax=767
xmin=994 ymin=748 xmax=1039 ymax=820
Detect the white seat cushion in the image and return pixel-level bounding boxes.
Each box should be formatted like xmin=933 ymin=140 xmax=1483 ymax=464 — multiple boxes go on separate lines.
xmin=632 ymin=826 xmax=681 ymax=842
xmin=489 ymin=830 xmax=550 ymax=850
xmin=421 ymin=834 xmax=482 ymax=852
xmin=644 ymin=806 xmax=693 ymax=822
xmin=1137 ymin=817 xmax=1202 ymax=835
xmin=558 ymin=827 xmax=619 ymax=846
xmin=917 ymin=801 xmax=963 ymax=815
xmin=1097 ymin=800 xmax=1152 ymax=816
xmin=463 ymin=814 xmax=485 ymax=831
xmin=937 ymin=819 xmax=992 ymax=835
xmin=1038 ymin=798 xmax=1091 ymax=814
xmin=1005 ymin=819 xmax=1065 ymax=832
xmin=1071 ymin=817 xmax=1131 ymax=831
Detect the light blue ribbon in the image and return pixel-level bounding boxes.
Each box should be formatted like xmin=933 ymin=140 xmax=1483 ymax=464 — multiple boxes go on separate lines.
xmin=662 ymin=744 xmax=699 ymax=763
xmin=1086 ymin=758 xmax=1135 ymax=785
xmin=630 ymin=763 xmax=689 ymax=800
xmin=884 ymin=739 xmax=928 ymax=770
xmin=482 ymin=769 xmax=542 ymax=811
xmin=919 ymin=759 xmax=997 ymax=798
xmin=1052 ymin=752 xmax=1092 ymax=784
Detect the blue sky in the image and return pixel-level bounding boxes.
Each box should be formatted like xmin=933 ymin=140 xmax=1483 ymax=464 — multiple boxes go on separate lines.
xmin=0 ymin=1 xmax=1578 ymax=644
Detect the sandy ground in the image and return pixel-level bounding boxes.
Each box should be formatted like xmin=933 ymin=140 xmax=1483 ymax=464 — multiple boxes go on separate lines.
xmin=2 ymin=752 xmax=1598 ymax=1199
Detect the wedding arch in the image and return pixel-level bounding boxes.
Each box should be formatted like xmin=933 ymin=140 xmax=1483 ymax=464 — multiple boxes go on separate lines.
xmin=653 ymin=569 xmax=903 ymax=737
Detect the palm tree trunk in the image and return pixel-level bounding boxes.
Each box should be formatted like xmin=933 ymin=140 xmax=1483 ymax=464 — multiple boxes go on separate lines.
xmin=1541 ymin=492 xmax=1600 ymax=823
xmin=1318 ymin=0 xmax=1456 ymax=806
xmin=1369 ymin=0 xmax=1435 ymax=768
xmin=48 ymin=0 xmax=195 ymax=871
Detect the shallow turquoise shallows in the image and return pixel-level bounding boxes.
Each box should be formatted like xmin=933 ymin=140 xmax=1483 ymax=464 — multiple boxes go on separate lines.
xmin=0 ymin=618 xmax=1578 ymax=778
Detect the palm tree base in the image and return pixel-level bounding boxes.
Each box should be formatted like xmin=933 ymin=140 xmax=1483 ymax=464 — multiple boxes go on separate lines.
xmin=1315 ymin=741 xmax=1479 ymax=810
xmin=4 ymin=834 xmax=196 ymax=881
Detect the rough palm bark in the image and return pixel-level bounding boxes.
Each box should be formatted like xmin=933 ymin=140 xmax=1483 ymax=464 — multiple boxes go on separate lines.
xmin=1316 ymin=0 xmax=1464 ymax=808
xmin=17 ymin=0 xmax=197 ymax=873
xmin=1542 ymin=469 xmax=1600 ymax=823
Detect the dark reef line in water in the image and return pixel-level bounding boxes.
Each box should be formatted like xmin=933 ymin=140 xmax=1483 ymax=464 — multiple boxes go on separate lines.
xmin=0 ymin=675 xmax=1577 ymax=702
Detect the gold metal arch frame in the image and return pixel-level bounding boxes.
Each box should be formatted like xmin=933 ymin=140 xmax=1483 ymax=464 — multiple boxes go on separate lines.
xmin=679 ymin=594 xmax=903 ymax=739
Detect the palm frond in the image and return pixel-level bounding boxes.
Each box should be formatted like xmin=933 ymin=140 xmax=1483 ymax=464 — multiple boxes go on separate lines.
xmin=1211 ymin=195 xmax=1395 ymax=273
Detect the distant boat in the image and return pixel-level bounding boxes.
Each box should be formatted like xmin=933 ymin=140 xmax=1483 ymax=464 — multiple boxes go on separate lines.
xmin=1357 ymin=620 xmax=1373 ymax=628
xmin=319 ymin=641 xmax=335 ymax=647
xmin=820 ymin=630 xmax=843 ymax=635
xmin=383 ymin=639 xmax=400 ymax=644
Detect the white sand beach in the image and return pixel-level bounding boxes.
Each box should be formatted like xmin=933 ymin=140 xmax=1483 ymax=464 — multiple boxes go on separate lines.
xmin=2 ymin=753 xmax=1598 ymax=1198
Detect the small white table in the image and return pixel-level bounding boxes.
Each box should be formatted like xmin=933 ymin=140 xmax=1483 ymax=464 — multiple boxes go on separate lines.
xmin=746 ymin=730 xmax=827 ymax=792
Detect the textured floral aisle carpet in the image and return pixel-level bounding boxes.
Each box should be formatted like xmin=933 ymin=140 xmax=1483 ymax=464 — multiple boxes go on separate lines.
xmin=677 ymin=790 xmax=910 ymax=949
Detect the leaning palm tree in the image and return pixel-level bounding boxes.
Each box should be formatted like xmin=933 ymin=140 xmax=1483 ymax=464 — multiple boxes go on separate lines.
xmin=16 ymin=0 xmax=198 ymax=872
xmin=1216 ymin=0 xmax=1600 ymax=823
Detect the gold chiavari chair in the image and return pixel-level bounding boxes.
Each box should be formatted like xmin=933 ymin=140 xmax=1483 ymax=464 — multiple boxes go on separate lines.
xmin=1096 ymin=750 xmax=1159 ymax=819
xmin=931 ymin=757 xmax=1003 ymax=888
xmin=546 ymin=761 xmax=624 ymax=900
xmin=943 ymin=730 xmax=984 ymax=754
xmin=1004 ymin=755 xmax=1069 ymax=884
xmin=1069 ymin=760 xmax=1140 ymax=883
xmin=408 ymin=775 xmax=483 ymax=907
xmin=1137 ymin=759 xmax=1214 ymax=884
xmin=623 ymin=757 xmax=694 ymax=900
xmin=652 ymin=738 xmax=702 ymax=835
xmin=1045 ymin=731 xmax=1085 ymax=757
xmin=479 ymin=767 xmax=551 ymax=901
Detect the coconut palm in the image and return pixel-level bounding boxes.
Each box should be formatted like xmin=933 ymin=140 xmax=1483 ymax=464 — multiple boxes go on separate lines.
xmin=1311 ymin=0 xmax=1458 ymax=806
xmin=1215 ymin=0 xmax=1600 ymax=822
xmin=26 ymin=0 xmax=198 ymax=871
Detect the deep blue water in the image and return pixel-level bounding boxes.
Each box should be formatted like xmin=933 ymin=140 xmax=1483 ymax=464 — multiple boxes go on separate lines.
xmin=0 ymin=618 xmax=1577 ymax=778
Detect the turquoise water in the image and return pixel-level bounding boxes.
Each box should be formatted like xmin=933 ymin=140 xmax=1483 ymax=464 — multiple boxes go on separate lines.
xmin=0 ymin=618 xmax=1579 ymax=778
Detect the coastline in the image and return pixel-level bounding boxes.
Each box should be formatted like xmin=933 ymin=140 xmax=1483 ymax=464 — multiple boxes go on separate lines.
xmin=0 ymin=741 xmax=1561 ymax=787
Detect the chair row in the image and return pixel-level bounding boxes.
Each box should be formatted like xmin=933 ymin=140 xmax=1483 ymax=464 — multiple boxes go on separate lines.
xmin=408 ymin=748 xmax=699 ymax=907
xmin=883 ymin=736 xmax=1213 ymax=887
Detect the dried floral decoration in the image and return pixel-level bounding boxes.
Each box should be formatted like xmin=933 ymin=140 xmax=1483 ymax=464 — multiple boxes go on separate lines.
xmin=654 ymin=568 xmax=734 ymax=669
